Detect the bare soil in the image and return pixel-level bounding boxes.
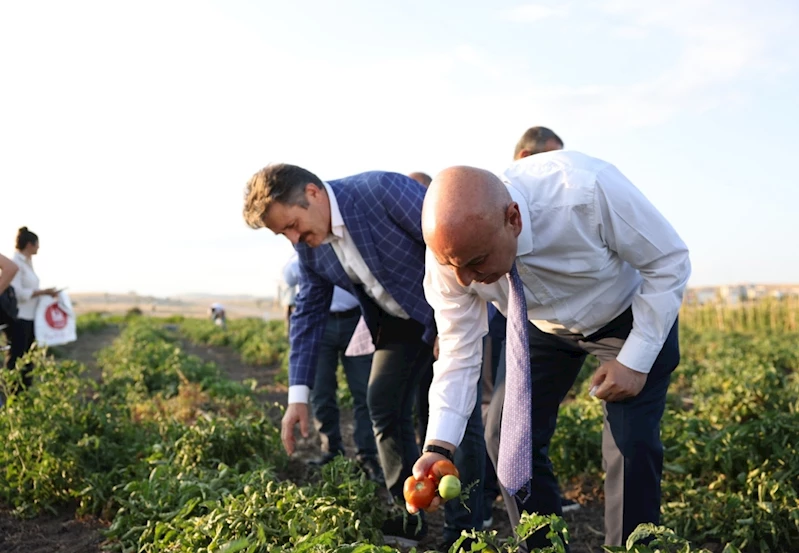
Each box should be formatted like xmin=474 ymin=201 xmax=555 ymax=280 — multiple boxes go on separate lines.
xmin=0 ymin=509 xmax=107 ymax=553
xmin=0 ymin=326 xmax=607 ymax=553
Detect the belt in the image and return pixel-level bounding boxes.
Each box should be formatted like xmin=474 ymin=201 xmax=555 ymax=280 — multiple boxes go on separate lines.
xmin=329 ymin=307 xmax=361 ymax=319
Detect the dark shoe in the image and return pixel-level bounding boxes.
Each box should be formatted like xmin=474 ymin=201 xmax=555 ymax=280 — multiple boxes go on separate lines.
xmin=357 ymin=455 xmax=386 ymax=486
xmin=307 ymin=448 xmax=345 ymax=467
xmin=381 ymin=512 xmax=428 ymax=548
xmin=561 ymin=497 xmax=581 ymax=513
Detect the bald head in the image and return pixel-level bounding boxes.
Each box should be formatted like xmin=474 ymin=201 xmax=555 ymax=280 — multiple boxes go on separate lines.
xmin=408 ymin=171 xmax=433 ymax=188
xmin=423 ymin=167 xmax=520 ymax=285
xmin=423 ymin=166 xmax=510 ymax=240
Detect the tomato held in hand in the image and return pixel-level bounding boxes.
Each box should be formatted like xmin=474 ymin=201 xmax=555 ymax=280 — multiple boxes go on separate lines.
xmin=438 ymin=474 xmax=462 ymax=501
xmin=403 ymin=475 xmax=435 ymax=509
xmin=428 ymin=459 xmax=460 ymax=483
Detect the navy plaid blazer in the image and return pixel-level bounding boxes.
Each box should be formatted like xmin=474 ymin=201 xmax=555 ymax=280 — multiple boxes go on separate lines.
xmin=288 ymin=171 xmax=436 ymax=388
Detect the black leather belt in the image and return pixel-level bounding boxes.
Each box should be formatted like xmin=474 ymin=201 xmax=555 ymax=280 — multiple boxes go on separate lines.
xmin=329 ymin=307 xmax=360 ymax=319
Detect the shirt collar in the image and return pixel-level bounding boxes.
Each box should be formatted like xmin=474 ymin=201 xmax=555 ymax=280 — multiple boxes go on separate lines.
xmin=506 ymin=182 xmax=533 ymax=256
xmin=322 ymin=181 xmax=345 ymax=243
xmin=13 ymin=251 xmax=31 ymax=267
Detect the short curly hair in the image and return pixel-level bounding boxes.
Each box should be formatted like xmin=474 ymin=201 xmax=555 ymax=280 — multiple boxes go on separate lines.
xmin=242 ymin=164 xmax=323 ymax=229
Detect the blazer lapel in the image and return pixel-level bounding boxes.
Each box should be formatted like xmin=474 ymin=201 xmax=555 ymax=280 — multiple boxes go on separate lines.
xmin=317 ymin=245 xmax=354 ymax=290
xmin=334 ymin=184 xmax=385 ymax=286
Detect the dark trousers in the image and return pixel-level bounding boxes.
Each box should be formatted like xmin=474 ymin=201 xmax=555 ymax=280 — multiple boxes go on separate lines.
xmin=485 ymin=309 xmax=680 ymax=551
xmin=367 ymin=314 xmax=432 ymax=499
xmin=309 ymin=311 xmax=376 ymax=459
xmin=480 ymin=326 xmax=505 ymax=518
xmin=3 ymin=318 xmax=35 ymax=390
xmin=415 ymin=364 xmax=433 ymax=446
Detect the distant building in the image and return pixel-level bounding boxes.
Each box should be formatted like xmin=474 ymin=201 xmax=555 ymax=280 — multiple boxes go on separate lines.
xmin=688 ymin=283 xmax=799 ymax=305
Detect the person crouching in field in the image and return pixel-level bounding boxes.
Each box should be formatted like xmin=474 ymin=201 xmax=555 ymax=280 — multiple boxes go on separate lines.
xmin=209 ymin=302 xmax=227 ymax=329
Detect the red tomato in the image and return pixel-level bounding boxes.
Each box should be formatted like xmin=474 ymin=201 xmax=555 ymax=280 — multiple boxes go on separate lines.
xmin=428 ymin=459 xmax=460 ymax=483
xmin=403 ymin=475 xmax=435 ymax=509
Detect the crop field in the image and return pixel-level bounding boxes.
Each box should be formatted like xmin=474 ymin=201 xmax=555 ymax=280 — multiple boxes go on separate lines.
xmin=0 ymin=304 xmax=797 ymax=552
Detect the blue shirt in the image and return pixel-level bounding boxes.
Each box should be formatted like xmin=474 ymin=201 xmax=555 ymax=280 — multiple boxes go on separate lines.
xmin=284 ymin=253 xmax=359 ymax=314
xmin=330 ymin=286 xmax=360 ymax=313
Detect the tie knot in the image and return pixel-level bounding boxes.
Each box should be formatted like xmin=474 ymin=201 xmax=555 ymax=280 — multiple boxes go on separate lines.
xmin=507 ymin=262 xmax=523 ymax=290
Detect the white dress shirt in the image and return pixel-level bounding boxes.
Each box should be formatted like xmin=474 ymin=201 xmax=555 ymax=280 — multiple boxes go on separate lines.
xmin=322 ymin=181 xmax=409 ymax=319
xmin=10 ymin=252 xmax=40 ymax=320
xmin=424 ymin=150 xmax=691 ymax=446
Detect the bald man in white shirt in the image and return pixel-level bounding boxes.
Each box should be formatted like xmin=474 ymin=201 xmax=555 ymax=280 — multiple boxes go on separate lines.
xmin=412 ymin=151 xmax=690 ymax=551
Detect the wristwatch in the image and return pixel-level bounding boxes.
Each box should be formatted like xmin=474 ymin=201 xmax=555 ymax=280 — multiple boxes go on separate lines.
xmin=423 ymin=444 xmax=454 ymax=461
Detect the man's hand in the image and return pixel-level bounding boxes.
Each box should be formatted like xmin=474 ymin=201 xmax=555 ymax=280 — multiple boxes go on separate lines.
xmin=406 ymin=441 xmax=456 ymax=514
xmin=590 ymin=359 xmax=647 ymax=402
xmin=281 ymin=402 xmax=310 ymax=455
xmin=34 ymin=287 xmax=57 ymax=298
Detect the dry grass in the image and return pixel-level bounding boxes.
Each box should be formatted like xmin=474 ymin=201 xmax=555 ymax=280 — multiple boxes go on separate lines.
xmin=70 ymin=292 xmax=283 ymax=320
xmin=681 ymin=296 xmax=799 ymax=332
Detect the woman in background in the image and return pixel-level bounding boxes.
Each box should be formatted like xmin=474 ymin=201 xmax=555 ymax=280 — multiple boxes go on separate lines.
xmin=7 ymin=227 xmax=58 ymax=389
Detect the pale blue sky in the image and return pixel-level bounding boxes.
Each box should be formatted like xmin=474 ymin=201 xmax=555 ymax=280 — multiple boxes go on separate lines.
xmin=1 ymin=0 xmax=797 ymax=297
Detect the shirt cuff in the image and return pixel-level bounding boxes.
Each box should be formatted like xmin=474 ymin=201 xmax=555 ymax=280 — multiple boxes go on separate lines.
xmin=616 ymin=331 xmax=662 ymax=374
xmin=288 ymin=385 xmax=310 ymax=404
xmin=425 ymin=408 xmax=468 ymax=448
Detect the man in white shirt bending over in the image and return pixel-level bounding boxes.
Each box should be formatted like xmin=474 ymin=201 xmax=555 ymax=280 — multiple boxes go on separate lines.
xmin=411 ymin=151 xmax=690 ymax=551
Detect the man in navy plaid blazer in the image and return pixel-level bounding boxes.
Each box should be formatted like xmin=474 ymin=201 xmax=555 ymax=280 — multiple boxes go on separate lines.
xmin=243 ymin=163 xmax=486 ymax=547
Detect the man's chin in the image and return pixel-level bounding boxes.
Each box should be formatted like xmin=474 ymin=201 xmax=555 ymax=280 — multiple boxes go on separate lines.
xmin=477 ymin=274 xmax=502 ymax=285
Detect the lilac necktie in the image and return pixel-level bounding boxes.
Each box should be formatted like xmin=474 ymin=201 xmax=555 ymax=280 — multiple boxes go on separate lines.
xmin=497 ymin=262 xmax=533 ymax=501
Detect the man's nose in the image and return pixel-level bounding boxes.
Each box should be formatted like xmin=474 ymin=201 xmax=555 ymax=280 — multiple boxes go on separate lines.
xmin=454 ymin=267 xmax=475 ymax=287
xmin=284 ymin=230 xmax=300 ymax=245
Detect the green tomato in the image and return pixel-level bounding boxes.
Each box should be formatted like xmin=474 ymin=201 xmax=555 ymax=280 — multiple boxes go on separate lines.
xmin=438 ymin=474 xmax=462 ymax=501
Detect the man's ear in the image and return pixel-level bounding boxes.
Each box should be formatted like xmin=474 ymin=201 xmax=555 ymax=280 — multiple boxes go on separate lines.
xmin=305 ymin=182 xmax=323 ymax=199
xmin=516 ymin=149 xmax=532 ymax=160
xmin=506 ymin=202 xmax=523 ymax=236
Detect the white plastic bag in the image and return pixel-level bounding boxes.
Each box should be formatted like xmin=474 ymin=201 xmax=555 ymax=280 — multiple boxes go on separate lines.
xmin=34 ymin=291 xmax=77 ymax=347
